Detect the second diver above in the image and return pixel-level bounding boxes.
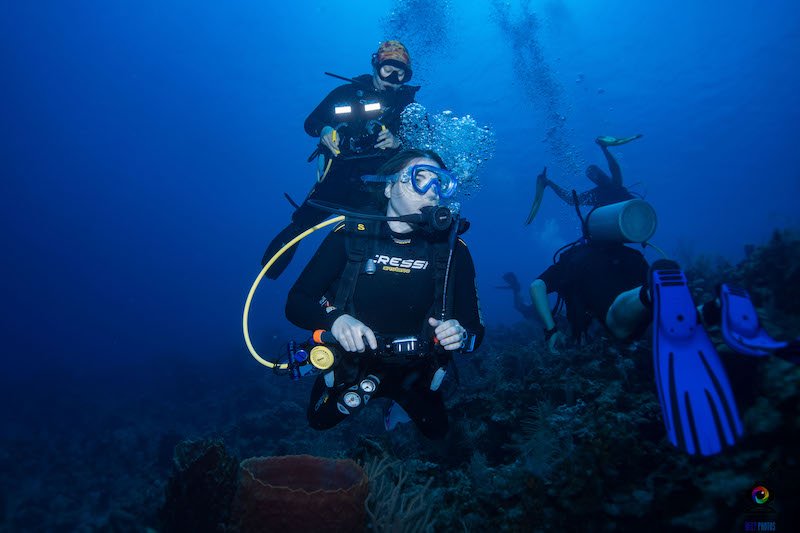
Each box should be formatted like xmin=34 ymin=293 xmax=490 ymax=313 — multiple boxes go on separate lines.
xmin=263 ymin=40 xmax=420 ymax=279
xmin=285 ymin=149 xmax=485 ymax=440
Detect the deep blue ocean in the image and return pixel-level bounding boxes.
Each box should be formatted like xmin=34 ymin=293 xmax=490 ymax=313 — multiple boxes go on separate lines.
xmin=2 ymin=1 xmax=799 ymax=530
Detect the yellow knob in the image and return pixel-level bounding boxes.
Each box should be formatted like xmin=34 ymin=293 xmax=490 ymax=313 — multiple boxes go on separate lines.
xmin=309 ymin=345 xmax=335 ymax=370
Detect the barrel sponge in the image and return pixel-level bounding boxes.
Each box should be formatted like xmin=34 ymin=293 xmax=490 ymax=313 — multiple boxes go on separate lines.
xmin=230 ymin=455 xmax=369 ymax=533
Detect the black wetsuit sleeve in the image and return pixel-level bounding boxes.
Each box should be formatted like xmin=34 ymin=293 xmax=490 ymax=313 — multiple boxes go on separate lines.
xmin=452 ymin=241 xmax=486 ymax=350
xmin=303 ymin=84 xmax=352 ymax=137
xmin=285 ymin=229 xmax=348 ymax=330
xmin=547 ymin=178 xmax=601 ymax=207
xmin=547 ymin=178 xmax=578 ymax=206
xmin=599 ymin=145 xmax=623 ymax=187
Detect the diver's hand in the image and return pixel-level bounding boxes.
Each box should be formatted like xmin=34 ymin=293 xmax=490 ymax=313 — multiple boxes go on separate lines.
xmin=320 ymin=125 xmax=340 ymax=156
xmin=545 ymin=327 xmax=566 ymax=355
xmin=375 ymin=128 xmax=400 ymax=150
xmin=331 ymin=314 xmax=378 ymax=352
xmin=429 ymin=317 xmax=468 ymax=351
xmin=537 ymin=166 xmax=548 ymax=187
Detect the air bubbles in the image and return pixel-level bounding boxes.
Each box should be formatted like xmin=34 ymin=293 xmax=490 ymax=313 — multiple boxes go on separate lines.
xmin=399 ymin=103 xmax=496 ymax=196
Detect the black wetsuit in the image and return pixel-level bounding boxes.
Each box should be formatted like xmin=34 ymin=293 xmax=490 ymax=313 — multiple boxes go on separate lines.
xmin=286 ymin=222 xmax=484 ymax=439
xmin=537 ymin=242 xmax=648 ymax=340
xmin=262 ymin=75 xmax=420 ymax=278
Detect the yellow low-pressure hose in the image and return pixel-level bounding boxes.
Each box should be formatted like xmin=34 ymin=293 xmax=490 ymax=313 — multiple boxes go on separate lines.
xmin=317 ymin=130 xmax=338 ymax=182
xmin=317 ymin=157 xmax=333 ymax=183
xmin=243 ymin=215 xmax=345 ymax=368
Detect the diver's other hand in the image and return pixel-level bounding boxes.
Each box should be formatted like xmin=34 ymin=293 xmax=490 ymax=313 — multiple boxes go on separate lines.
xmin=537 ymin=166 xmax=548 ymax=187
xmin=429 ymin=317 xmax=467 ymax=351
xmin=544 ymin=326 xmax=565 ymax=355
xmin=331 ymin=314 xmax=378 ymax=352
xmin=375 ymin=128 xmax=400 ymax=150
xmin=320 ymin=125 xmax=340 ymax=156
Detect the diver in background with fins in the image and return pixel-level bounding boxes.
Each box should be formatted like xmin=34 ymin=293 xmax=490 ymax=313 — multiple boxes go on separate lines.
xmin=525 ymin=188 xmax=798 ymax=456
xmin=526 ymin=134 xmax=642 ymax=224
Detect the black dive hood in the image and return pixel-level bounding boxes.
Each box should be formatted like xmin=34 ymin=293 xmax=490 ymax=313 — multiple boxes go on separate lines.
xmin=307 ymin=200 xmax=469 ymax=236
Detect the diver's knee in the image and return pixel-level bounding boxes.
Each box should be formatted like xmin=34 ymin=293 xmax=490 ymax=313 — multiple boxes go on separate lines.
xmin=606 ymin=290 xmax=649 ymax=339
xmin=605 ymin=311 xmax=628 ymax=340
xmin=530 ymin=279 xmax=545 ymax=293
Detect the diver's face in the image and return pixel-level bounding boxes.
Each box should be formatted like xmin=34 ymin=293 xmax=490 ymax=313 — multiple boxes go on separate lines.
xmin=385 ymin=158 xmax=440 ymax=216
xmin=373 ymin=65 xmax=406 ymax=90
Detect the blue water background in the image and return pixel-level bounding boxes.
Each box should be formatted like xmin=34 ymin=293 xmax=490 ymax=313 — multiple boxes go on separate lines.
xmin=2 ymin=0 xmax=799 ymax=429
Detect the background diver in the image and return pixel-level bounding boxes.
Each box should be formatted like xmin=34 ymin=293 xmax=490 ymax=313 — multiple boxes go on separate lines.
xmin=496 ymin=272 xmax=536 ymax=320
xmin=284 ymin=149 xmax=484 ymax=439
xmin=262 ymin=41 xmax=420 ymax=279
xmin=526 ymin=134 xmax=643 ymax=224
xmin=528 ymin=211 xmax=799 ymax=455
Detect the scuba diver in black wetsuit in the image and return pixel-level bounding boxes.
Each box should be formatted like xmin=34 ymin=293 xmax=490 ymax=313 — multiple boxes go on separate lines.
xmin=526 ymin=134 xmax=642 ymax=224
xmin=285 ymin=149 xmax=484 ymax=439
xmin=531 ymin=241 xmax=652 ymax=353
xmin=262 ymin=41 xmax=421 ymax=279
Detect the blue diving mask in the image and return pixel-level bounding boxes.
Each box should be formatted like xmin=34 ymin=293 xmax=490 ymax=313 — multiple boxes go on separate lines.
xmin=362 ymin=164 xmax=458 ymax=199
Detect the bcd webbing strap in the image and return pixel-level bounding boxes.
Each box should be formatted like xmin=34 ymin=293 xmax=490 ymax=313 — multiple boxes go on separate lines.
xmin=333 ymin=220 xmax=381 ymax=313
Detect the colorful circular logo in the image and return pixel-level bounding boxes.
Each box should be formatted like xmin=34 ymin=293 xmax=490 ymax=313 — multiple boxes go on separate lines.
xmin=751 ymin=486 xmax=770 ymax=504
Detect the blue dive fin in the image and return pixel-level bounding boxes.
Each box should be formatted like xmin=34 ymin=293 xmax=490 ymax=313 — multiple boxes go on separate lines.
xmin=652 ymin=265 xmax=744 ymax=455
xmin=595 ymin=134 xmax=643 ymax=147
xmin=384 ymin=400 xmax=411 ymax=431
xmin=720 ymin=284 xmax=787 ymax=356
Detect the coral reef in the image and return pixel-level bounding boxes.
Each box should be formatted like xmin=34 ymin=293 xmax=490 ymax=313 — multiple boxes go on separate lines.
xmin=363 ymin=455 xmax=435 ymax=532
xmin=2 ymin=230 xmax=798 ymax=531
xmin=159 ymin=439 xmax=237 ymax=533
